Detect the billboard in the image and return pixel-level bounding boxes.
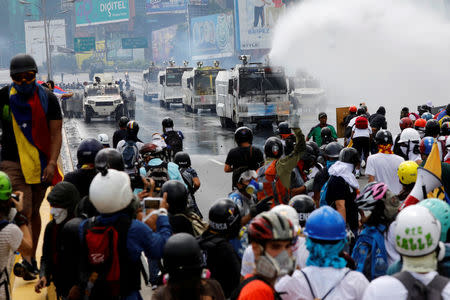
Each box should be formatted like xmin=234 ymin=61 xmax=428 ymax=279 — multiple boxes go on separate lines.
xmin=25 ymin=19 xmax=67 ymax=67
xmin=146 ymin=0 xmax=186 ymax=14
xmin=152 ymin=25 xmax=178 ymax=62
xmin=235 ymin=0 xmax=287 ymax=50
xmin=122 ymin=37 xmax=148 ymax=49
xmin=191 ymin=12 xmax=234 ymax=60
xmin=106 ymin=34 xmax=133 ymax=61
xmin=76 ymin=0 xmax=130 ymax=26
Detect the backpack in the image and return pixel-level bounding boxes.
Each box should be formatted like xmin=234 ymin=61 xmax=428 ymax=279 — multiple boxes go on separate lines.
xmin=174 ymin=211 xmax=208 ymax=237
xmin=145 ymin=162 xmax=170 ymax=196
xmin=355 ymin=116 xmax=369 ymax=129
xmin=164 ymin=131 xmax=183 ymax=153
xmin=121 ymin=140 xmax=139 ymax=170
xmin=256 ymin=160 xmax=289 ymax=206
xmin=230 ymin=275 xmax=282 ymax=300
xmin=82 ymin=215 xmax=132 ymax=298
xmin=351 ymin=225 xmax=388 ymax=281
xmin=393 ymin=271 xmax=449 ymax=300
xmin=319 ymin=179 xmax=330 ymax=207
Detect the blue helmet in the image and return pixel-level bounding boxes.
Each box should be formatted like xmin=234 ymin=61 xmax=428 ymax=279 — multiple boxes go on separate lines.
xmin=419 ymin=137 xmax=434 ymax=155
xmin=421 ymin=112 xmax=433 ymax=121
xmin=304 ymin=206 xmax=346 ymax=241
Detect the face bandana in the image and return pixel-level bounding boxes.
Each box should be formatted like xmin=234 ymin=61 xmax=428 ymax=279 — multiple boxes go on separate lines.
xmin=12 ymin=81 xmax=36 ymax=96
xmin=50 ymin=207 xmax=68 ymax=224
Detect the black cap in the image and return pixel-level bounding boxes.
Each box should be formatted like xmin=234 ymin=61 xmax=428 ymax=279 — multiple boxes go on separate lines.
xmin=318 ymin=112 xmax=327 ymax=119
xmin=10 ymin=54 xmax=38 ymax=75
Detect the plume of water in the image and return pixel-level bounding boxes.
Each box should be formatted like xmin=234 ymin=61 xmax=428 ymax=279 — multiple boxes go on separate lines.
xmin=270 ymin=0 xmax=450 ymax=130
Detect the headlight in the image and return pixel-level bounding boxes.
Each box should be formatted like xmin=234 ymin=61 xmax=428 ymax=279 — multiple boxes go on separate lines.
xmin=87 ymin=100 xmax=95 ymax=105
xmin=114 ymin=99 xmax=122 ymax=105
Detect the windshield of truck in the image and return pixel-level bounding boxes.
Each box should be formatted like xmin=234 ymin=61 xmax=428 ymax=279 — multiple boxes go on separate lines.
xmin=87 ymin=88 xmax=101 ymax=96
xmin=166 ymin=72 xmax=182 ymax=86
xmin=104 ymin=87 xmax=119 ymax=95
xmin=194 ymin=70 xmax=220 ymax=95
xmin=149 ymin=70 xmax=159 ymax=81
xmin=239 ymin=70 xmax=287 ymax=95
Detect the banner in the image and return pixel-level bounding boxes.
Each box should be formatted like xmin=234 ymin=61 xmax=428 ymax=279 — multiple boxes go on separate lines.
xmin=235 ymin=0 xmax=287 ymax=50
xmin=152 ymin=25 xmax=178 ymax=62
xmin=146 ymin=0 xmax=186 ymax=14
xmin=76 ymin=0 xmax=130 ymax=26
xmin=191 ymin=12 xmax=234 ymax=60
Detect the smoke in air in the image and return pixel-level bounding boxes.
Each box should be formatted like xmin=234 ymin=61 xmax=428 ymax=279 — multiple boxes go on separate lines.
xmin=269 ymin=0 xmax=450 ymax=129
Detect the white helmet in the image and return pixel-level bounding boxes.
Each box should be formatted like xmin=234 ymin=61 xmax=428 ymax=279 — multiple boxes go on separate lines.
xmin=271 ymin=204 xmax=300 ymax=233
xmin=97 ymin=133 xmax=109 ymax=146
xmin=399 ymin=128 xmax=421 ymax=144
xmin=89 ymin=169 xmax=133 ymax=214
xmin=394 ymin=205 xmax=442 ymax=257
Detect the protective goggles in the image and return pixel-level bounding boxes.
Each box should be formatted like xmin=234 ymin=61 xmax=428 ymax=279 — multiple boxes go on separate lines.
xmin=11 ymin=72 xmax=36 ymax=82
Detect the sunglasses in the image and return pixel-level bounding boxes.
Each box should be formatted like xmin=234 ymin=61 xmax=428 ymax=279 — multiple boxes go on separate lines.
xmin=11 ymin=72 xmax=36 ymax=82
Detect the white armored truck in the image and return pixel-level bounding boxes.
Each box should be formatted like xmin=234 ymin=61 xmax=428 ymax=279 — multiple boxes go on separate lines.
xmin=182 ymin=62 xmax=224 ymax=113
xmin=158 ymin=62 xmax=193 ymax=109
xmin=143 ymin=64 xmax=161 ymax=101
xmin=215 ymin=56 xmax=290 ymax=128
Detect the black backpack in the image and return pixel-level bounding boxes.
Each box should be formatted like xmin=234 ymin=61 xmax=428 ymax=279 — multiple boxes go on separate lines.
xmin=393 ymin=271 xmax=449 ymax=300
xmin=164 ymin=131 xmax=183 ymax=154
xmin=145 ymin=162 xmax=170 ymax=196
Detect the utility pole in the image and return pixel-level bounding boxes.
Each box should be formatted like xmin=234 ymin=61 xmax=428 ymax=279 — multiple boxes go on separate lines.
xmin=42 ymin=0 xmax=52 ymax=80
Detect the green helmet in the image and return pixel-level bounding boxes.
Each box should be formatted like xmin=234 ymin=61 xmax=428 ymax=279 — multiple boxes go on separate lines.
xmin=0 ymin=172 xmax=12 ymax=201
xmin=418 ymin=198 xmax=450 ymax=242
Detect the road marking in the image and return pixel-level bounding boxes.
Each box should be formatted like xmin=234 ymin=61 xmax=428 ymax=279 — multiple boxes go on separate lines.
xmin=209 ymin=159 xmax=225 ymax=166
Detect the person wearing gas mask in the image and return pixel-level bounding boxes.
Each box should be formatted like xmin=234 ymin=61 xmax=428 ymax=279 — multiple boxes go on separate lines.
xmin=276 ymin=206 xmax=369 ymax=300
xmin=229 ymin=170 xmax=271 ymax=227
xmin=35 ymin=182 xmax=81 ymax=298
xmin=232 ymin=211 xmax=297 ymax=300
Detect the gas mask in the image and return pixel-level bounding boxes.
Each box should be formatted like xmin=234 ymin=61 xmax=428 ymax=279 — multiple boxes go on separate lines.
xmin=245 ymin=179 xmax=263 ymax=195
xmin=255 ymin=246 xmax=296 ymax=279
xmin=50 ymin=207 xmax=68 ymax=224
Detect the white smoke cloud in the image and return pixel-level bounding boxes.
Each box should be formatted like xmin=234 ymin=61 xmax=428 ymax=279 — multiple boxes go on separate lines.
xmin=270 ymin=0 xmax=450 ymax=131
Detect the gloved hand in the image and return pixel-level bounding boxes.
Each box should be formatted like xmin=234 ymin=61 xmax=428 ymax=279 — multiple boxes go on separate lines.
xmin=304 ymin=178 xmax=314 ymax=193
xmin=250 ymin=196 xmax=273 ymax=218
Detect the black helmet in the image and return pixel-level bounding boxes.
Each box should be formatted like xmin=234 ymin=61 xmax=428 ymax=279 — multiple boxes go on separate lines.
xmin=95 ymin=148 xmax=125 ymax=172
xmin=264 ymin=137 xmax=283 ymax=159
xmin=162 ymin=233 xmax=203 ymax=281
xmin=10 ymin=54 xmax=38 ymax=75
xmin=324 ymin=142 xmax=343 ymax=159
xmin=208 ymin=198 xmax=241 ymax=238
xmin=77 ymin=138 xmax=104 ymax=168
xmin=375 ymin=130 xmax=393 ymax=145
xmin=418 ymin=104 xmax=431 ymax=115
xmin=441 ymin=122 xmax=450 ymax=136
xmin=339 ymin=147 xmax=361 ymax=166
xmin=289 ymin=195 xmax=315 ymax=227
xmin=161 ymin=180 xmax=188 ymax=214
xmin=306 ymin=141 xmax=320 ymax=157
xmin=357 ymin=107 xmax=365 ymax=116
xmin=320 ymin=127 xmax=333 ymax=144
xmin=126 ymin=120 xmax=139 ymax=136
xmin=162 ymin=117 xmax=174 ymax=129
xmin=425 ymin=119 xmax=440 ymax=137
xmin=118 ymin=116 xmax=129 ymax=128
xmin=174 ymin=152 xmax=191 ymax=168
xmin=302 ymin=144 xmax=317 ymax=167
xmin=278 ymin=122 xmax=291 ymax=135
xmin=235 ymin=126 xmax=253 ymax=145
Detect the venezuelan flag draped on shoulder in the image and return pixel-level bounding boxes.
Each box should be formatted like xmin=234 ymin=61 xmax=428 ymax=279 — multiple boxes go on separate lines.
xmin=8 ymin=82 xmax=63 ymax=185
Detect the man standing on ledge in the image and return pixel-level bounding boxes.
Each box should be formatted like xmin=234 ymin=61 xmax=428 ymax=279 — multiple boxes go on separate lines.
xmin=0 ymin=54 xmax=63 ymax=278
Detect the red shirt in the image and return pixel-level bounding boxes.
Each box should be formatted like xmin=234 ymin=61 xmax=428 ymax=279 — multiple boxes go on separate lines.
xmin=238 ymin=274 xmax=275 ymax=300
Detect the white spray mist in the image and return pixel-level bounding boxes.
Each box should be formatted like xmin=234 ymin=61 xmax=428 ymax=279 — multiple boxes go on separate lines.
xmin=270 ymin=0 xmax=450 ymax=132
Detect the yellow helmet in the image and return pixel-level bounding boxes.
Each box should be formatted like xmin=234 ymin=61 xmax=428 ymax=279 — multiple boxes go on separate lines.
xmin=397 ymin=161 xmax=419 ymax=185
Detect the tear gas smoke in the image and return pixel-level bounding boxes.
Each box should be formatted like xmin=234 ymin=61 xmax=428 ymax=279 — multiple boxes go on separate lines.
xmin=270 ymin=0 xmax=450 ymax=132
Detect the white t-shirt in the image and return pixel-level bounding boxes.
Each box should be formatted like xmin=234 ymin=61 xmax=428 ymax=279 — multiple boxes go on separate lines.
xmin=0 ymin=224 xmax=23 ymax=300
xmin=276 ymin=266 xmax=369 ymax=300
xmin=362 ymin=271 xmax=450 ymax=300
xmin=348 ymin=117 xmax=357 ymax=129
xmin=240 ymin=236 xmax=309 ymax=277
xmin=352 ymin=127 xmax=372 ymax=138
xmin=365 ymin=153 xmax=404 ymax=194
xmin=385 ymin=221 xmax=400 ymax=267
